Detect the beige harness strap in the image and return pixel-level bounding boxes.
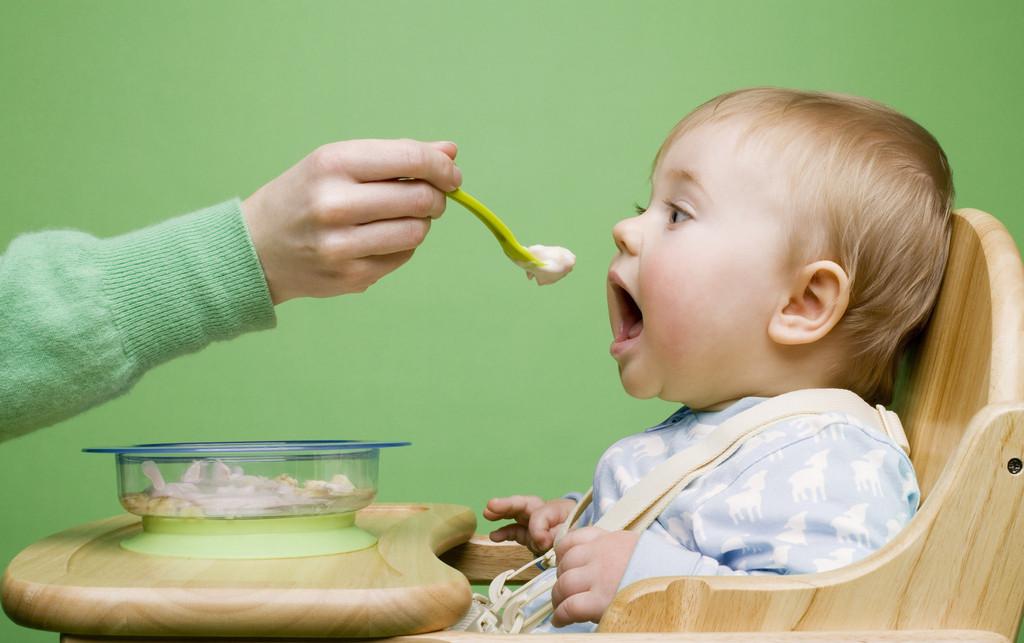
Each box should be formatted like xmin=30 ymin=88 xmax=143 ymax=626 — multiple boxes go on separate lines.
xmin=462 ymin=389 xmax=908 ymax=633
xmin=593 ymin=389 xmax=908 ymax=534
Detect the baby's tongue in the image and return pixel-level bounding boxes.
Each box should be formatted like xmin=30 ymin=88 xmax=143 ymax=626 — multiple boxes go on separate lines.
xmin=627 ymin=319 xmax=644 ymax=339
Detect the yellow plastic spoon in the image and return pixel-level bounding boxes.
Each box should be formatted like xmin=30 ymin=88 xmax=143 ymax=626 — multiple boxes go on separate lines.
xmin=446 ymin=188 xmax=544 ymax=267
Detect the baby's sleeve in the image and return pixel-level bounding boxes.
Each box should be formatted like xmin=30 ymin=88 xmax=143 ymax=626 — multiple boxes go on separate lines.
xmin=618 ymin=422 xmax=918 ymax=589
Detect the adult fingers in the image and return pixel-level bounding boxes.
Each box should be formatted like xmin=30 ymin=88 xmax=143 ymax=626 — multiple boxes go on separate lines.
xmin=322 ymin=217 xmax=432 ymax=259
xmin=350 ymin=250 xmax=416 ymax=291
xmin=317 ymin=179 xmax=447 ymax=225
xmin=483 ymin=496 xmax=545 ymax=523
xmin=316 ymin=139 xmax=462 ymax=192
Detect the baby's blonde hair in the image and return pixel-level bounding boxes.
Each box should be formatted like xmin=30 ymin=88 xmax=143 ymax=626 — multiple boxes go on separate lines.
xmin=658 ymin=87 xmax=954 ymax=405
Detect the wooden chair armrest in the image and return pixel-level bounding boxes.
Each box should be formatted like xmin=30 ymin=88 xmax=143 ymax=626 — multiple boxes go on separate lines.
xmin=440 ymin=535 xmax=540 ymax=584
xmin=600 ymin=574 xmax=818 ymax=632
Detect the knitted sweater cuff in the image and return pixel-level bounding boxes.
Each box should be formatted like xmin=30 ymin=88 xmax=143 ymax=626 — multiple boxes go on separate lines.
xmin=93 ymin=199 xmax=276 ymax=370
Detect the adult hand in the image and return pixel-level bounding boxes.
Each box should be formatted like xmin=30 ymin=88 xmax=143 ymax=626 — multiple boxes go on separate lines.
xmin=550 ymin=526 xmax=640 ymax=627
xmin=242 ymin=138 xmax=462 ymax=304
xmin=484 ymin=496 xmax=577 ymax=554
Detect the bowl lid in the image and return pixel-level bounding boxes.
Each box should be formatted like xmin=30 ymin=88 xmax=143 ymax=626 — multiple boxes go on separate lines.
xmin=83 ymin=440 xmax=410 ymax=454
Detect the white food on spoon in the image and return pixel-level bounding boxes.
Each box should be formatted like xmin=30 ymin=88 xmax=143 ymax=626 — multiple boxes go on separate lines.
xmin=516 ymin=245 xmax=576 ymax=286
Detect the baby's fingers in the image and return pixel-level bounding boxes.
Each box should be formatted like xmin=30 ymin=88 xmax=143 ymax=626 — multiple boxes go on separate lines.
xmin=550 ymin=590 xmax=602 ymax=628
xmin=529 ymin=512 xmax=562 ymax=551
xmin=528 ymin=527 xmax=556 ymax=552
xmin=483 ymin=495 xmax=544 ymax=522
xmin=554 ymin=526 xmax=606 ymax=561
xmin=488 ymin=523 xmax=530 ymax=547
xmin=550 ymin=566 xmax=588 ymax=613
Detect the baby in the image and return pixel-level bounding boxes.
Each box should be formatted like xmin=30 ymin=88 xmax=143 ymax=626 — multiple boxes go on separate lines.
xmin=484 ymin=87 xmax=953 ymax=632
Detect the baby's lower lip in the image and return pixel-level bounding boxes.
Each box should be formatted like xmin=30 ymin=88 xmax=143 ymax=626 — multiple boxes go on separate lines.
xmin=610 ymin=335 xmax=639 ymax=358
xmin=610 ymin=322 xmax=643 ymax=357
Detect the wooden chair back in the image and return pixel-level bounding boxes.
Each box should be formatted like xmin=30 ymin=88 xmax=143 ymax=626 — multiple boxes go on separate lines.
xmin=896 ymin=209 xmax=1024 ymax=498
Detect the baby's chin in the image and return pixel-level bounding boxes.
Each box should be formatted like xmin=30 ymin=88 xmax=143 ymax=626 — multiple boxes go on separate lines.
xmin=617 ymin=364 xmax=702 ymax=404
xmin=616 ymin=363 xmax=663 ymax=400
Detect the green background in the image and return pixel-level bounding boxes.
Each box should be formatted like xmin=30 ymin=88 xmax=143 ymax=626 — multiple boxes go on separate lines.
xmin=2 ymin=1 xmax=1022 ymax=640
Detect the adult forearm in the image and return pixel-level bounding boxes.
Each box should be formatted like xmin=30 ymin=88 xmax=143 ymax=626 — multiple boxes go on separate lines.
xmin=0 ymin=200 xmax=276 ymax=440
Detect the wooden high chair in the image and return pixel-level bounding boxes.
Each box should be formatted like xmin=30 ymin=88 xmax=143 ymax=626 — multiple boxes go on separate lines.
xmin=433 ymin=208 xmax=1024 ymax=642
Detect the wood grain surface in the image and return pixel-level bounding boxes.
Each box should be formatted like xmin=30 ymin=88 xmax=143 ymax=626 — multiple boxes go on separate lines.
xmin=440 ymin=535 xmax=538 ymax=584
xmin=898 ymin=209 xmax=1024 ymax=500
xmin=57 ymin=628 xmax=1011 ymax=642
xmin=3 ymin=503 xmax=476 ymax=638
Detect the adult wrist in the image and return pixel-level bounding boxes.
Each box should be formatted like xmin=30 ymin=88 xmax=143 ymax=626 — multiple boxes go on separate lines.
xmin=93 ymin=199 xmax=276 ymax=371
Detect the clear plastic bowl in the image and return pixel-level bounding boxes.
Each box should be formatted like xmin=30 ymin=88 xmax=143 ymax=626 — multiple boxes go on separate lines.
xmin=84 ymin=441 xmax=410 ymax=520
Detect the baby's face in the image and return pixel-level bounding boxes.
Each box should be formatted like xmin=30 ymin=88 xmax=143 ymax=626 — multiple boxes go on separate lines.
xmin=607 ymin=119 xmax=795 ymax=408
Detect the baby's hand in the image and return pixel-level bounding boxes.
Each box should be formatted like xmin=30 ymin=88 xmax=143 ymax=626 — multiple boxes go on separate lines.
xmin=550 ymin=526 xmax=640 ymax=627
xmin=242 ymin=139 xmax=462 ymax=304
xmin=483 ymin=495 xmax=576 ymax=554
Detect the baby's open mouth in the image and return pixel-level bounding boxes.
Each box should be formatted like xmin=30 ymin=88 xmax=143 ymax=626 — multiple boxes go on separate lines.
xmin=610 ymin=279 xmax=644 ymax=344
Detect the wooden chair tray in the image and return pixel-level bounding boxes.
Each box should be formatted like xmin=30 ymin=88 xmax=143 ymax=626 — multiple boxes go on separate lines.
xmin=1 ymin=503 xmax=475 ymax=638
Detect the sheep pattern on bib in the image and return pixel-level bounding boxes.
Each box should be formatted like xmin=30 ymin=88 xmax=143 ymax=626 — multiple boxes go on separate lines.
xmin=528 ymin=396 xmax=920 ymax=633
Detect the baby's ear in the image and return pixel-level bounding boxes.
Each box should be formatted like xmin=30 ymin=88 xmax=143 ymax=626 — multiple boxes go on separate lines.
xmin=768 ymin=260 xmax=850 ymax=346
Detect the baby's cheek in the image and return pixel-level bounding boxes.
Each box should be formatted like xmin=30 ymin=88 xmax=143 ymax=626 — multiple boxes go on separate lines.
xmin=645 ymin=299 xmax=698 ymax=358
xmin=644 ymin=263 xmax=716 ymax=328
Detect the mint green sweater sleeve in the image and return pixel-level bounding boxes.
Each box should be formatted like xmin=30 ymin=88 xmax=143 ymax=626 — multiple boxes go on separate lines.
xmin=0 ymin=199 xmax=276 ymax=440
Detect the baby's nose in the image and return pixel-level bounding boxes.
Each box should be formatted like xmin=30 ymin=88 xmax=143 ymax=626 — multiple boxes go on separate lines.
xmin=612 ymin=217 xmax=642 ymax=255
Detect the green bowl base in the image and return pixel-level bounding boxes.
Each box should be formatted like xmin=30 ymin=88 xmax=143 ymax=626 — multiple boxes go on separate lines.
xmin=121 ymin=512 xmax=377 ymax=559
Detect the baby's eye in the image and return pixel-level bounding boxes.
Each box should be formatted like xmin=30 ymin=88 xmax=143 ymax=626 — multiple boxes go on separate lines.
xmin=633 ymin=202 xmax=647 ymax=215
xmin=669 ymin=209 xmax=692 ymax=224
